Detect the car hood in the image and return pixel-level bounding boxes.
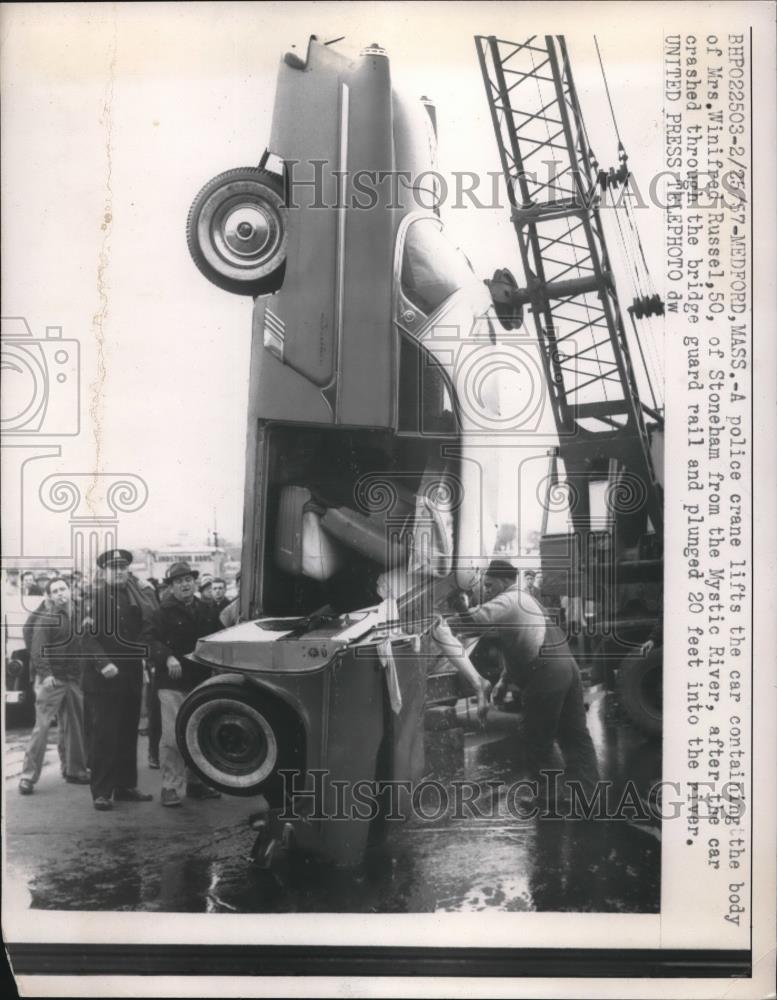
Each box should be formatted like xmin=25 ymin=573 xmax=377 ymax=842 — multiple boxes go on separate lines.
xmin=192 ymin=606 xmax=388 ymax=674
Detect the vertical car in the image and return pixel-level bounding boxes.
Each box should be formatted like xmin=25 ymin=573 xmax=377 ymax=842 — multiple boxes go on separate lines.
xmin=182 ymin=36 xmax=503 ymax=865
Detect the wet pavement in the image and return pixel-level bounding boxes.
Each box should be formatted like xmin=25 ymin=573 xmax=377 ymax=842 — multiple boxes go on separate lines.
xmin=3 ymin=690 xmax=660 ymax=913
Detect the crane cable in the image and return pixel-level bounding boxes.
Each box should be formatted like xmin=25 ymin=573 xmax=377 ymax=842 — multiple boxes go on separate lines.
xmin=624 ymin=192 xmax=659 ymax=293
xmin=593 ymin=33 xmax=649 ymax=301
xmin=595 ymin=33 xmax=656 ymax=294
xmin=595 ymin=34 xmax=665 ymax=406
xmin=620 ymin=181 xmax=666 ymax=393
xmin=594 ymin=35 xmax=622 ymax=145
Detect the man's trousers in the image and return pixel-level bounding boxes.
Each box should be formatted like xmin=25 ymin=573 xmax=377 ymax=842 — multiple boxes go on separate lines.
xmin=21 ymin=679 xmax=88 ymax=785
xmin=86 ymin=686 xmax=142 ymax=800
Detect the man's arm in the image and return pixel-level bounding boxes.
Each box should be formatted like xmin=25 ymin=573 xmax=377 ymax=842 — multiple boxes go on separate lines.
xmin=641 ymin=616 xmax=663 ymax=655
xmin=446 ymin=590 xmax=516 ymax=637
xmin=449 ymin=589 xmax=547 ymax=670
xmin=219 ymin=599 xmax=239 ymax=628
xmin=145 ymin=608 xmax=175 ymax=667
xmin=28 ymin=624 xmax=52 ymax=682
xmin=22 ymin=601 xmax=48 ymax=651
xmin=429 ymin=617 xmax=492 ymax=726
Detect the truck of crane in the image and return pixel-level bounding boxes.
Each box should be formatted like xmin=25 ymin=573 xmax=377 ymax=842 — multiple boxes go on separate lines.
xmin=475 ymin=33 xmax=665 ymax=736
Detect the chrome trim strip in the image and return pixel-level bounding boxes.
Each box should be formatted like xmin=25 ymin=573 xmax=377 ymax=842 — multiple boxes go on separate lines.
xmin=322 ymin=82 xmax=349 ymax=420
xmin=264 ymin=307 xmax=286 ymax=360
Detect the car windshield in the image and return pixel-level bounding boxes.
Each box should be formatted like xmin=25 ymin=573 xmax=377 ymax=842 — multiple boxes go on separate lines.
xmin=400 ymin=218 xmax=479 ymax=316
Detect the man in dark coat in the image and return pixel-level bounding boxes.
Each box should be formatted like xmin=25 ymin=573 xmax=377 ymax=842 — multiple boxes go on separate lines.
xmin=81 ymin=549 xmax=153 ymax=811
xmin=209 ymin=578 xmax=230 ymax=615
xmin=147 ymin=561 xmax=221 ymax=807
xmin=125 ymin=572 xmax=162 ymax=769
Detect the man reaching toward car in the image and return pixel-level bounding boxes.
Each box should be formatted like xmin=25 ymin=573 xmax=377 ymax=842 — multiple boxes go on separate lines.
xmin=444 ymin=559 xmax=600 ymax=804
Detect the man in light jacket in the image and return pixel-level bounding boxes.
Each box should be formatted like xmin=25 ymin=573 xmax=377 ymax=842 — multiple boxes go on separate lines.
xmin=448 ymin=560 xmax=600 ymax=803
xmin=18 ymin=577 xmax=89 ymax=794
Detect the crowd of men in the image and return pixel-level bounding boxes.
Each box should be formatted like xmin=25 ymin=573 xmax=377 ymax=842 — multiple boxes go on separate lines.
xmin=14 ymin=551 xmax=240 ymax=810
xmin=13 ymin=551 xmax=599 ymax=815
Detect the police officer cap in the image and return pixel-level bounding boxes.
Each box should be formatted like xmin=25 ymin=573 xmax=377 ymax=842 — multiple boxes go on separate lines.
xmin=165 ymin=560 xmax=199 ymax=583
xmin=96 ymin=548 xmax=133 ymax=569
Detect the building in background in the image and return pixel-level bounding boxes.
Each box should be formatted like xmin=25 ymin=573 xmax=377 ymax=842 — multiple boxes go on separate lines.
xmin=131 ymin=546 xmax=226 ymax=583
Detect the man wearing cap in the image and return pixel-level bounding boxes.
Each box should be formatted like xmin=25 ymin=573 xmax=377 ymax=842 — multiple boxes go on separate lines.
xmin=81 ymin=549 xmax=153 ymax=811
xmin=27 ymin=571 xmax=50 ymax=597
xmin=147 ymin=562 xmax=221 ymax=807
xmin=447 ymin=559 xmax=600 ymax=803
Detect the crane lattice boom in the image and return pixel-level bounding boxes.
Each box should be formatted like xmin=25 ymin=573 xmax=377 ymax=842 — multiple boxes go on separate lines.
xmin=476 ymin=34 xmax=663 ymax=533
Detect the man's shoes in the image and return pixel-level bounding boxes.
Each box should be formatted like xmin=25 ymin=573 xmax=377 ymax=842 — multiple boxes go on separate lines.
xmin=148 ymin=757 xmax=160 ymax=770
xmin=18 ymin=779 xmax=34 ymax=795
xmin=114 ymin=787 xmax=153 ymax=802
xmin=93 ymin=796 xmax=113 ymax=811
xmin=186 ymin=783 xmax=221 ymax=801
xmin=65 ymin=774 xmax=91 ymax=785
xmin=161 ymin=788 xmax=182 ymax=808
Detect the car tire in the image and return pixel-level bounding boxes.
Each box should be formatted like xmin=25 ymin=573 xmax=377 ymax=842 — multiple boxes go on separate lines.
xmin=616 ymin=647 xmax=663 ymax=738
xmin=186 ymin=167 xmax=288 ymax=296
xmin=176 ymin=682 xmax=302 ymax=798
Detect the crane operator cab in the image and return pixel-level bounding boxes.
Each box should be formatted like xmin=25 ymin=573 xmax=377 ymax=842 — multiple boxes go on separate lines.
xmin=182 ymin=36 xmax=506 ymax=867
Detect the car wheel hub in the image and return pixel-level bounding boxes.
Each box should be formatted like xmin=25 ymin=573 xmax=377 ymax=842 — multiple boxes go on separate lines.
xmin=204 ymin=187 xmax=283 ymax=275
xmin=221 ymin=205 xmax=272 ymax=258
xmin=184 ymin=697 xmax=279 ymax=789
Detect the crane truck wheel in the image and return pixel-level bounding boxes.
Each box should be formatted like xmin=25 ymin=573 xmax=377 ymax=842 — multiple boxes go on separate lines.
xmin=616 ymin=647 xmax=663 ymax=738
xmin=186 ymin=167 xmax=288 ymax=296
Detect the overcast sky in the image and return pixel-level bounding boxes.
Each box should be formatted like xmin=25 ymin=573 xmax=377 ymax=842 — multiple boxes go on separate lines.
xmin=2 ymin=1 xmax=677 ymax=560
